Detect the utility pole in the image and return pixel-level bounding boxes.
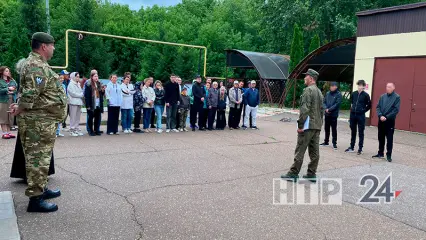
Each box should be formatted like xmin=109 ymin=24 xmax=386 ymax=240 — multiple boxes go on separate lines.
xmin=46 ymin=0 xmax=51 ymax=34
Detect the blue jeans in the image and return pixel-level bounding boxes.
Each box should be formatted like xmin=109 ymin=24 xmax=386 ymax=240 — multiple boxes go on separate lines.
xmin=121 ymin=109 xmax=133 ymax=130
xmin=154 ymin=105 xmax=164 ymax=130
xmin=143 ymin=108 xmax=153 ymax=129
xmin=166 ymin=103 xmax=178 ymax=130
xmin=86 ymin=114 xmax=90 ymax=133
xmin=56 ymin=123 xmax=61 ymax=135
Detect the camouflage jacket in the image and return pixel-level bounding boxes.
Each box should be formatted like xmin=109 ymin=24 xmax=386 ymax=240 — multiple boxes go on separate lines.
xmin=298 ymin=84 xmax=324 ymax=130
xmin=18 ymin=52 xmax=67 ymax=121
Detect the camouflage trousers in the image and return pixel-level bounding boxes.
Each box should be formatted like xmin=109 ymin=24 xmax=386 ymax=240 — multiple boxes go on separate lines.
xmin=289 ymin=129 xmax=321 ymax=175
xmin=178 ymin=108 xmax=189 ymax=129
xmin=17 ymin=116 xmax=57 ymax=197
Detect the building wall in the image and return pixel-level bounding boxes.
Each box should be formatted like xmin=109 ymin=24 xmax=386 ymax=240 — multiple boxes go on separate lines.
xmin=353 ymin=31 xmax=426 ymax=116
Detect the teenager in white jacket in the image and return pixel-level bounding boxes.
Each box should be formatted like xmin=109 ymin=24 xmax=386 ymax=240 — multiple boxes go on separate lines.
xmin=121 ymin=74 xmax=135 ymax=133
xmin=67 ymin=72 xmax=84 ymax=136
xmin=105 ymin=74 xmax=122 ymax=135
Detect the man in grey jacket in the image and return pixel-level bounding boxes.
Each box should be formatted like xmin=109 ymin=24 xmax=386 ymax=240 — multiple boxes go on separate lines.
xmin=207 ymin=82 xmax=219 ymax=130
xmin=372 ymin=83 xmax=400 ymax=162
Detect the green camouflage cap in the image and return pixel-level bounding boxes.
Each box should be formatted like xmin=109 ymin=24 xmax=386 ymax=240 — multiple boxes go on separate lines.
xmin=303 ymin=68 xmax=319 ymax=78
xmin=31 ymin=32 xmax=55 ymax=44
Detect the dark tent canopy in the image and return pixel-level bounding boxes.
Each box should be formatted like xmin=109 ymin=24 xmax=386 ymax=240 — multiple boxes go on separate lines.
xmin=289 ymin=37 xmax=356 ymax=82
xmin=225 ymin=50 xmax=290 ymax=80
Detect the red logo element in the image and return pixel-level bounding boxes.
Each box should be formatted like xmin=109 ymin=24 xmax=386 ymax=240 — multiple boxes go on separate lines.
xmin=395 ymin=190 xmax=402 ymax=198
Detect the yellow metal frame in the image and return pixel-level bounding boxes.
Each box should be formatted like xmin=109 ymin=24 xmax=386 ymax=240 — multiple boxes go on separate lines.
xmin=51 ymin=29 xmax=208 ymax=77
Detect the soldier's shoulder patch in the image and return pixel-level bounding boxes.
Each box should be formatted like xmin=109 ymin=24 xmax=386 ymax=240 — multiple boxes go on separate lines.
xmin=35 ymin=76 xmax=44 ymax=85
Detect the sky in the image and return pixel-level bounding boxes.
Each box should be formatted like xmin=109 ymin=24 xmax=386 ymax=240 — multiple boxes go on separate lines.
xmin=109 ymin=0 xmax=182 ymax=10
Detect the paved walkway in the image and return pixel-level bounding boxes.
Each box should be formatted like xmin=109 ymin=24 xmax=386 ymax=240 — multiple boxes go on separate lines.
xmin=0 ymin=112 xmax=425 ymax=240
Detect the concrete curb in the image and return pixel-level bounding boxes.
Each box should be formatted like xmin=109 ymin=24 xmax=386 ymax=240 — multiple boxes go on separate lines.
xmin=0 ymin=191 xmax=20 ymax=240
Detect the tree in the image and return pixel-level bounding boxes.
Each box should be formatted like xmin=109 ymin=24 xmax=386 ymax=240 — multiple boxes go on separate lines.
xmin=20 ymin=0 xmax=45 ymax=38
xmin=289 ymin=24 xmax=304 ymax=72
xmin=286 ymin=24 xmax=305 ymax=107
xmin=309 ymin=34 xmax=321 ymax=53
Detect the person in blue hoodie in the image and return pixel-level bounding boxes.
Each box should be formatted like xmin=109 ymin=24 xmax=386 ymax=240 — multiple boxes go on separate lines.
xmin=243 ymin=80 xmax=260 ymax=130
xmin=320 ymin=82 xmax=342 ymax=150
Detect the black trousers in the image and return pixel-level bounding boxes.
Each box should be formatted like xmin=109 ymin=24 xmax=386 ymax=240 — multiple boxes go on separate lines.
xmin=198 ymin=108 xmax=208 ymax=129
xmin=150 ymin=108 xmax=155 ymax=127
xmin=236 ymin=106 xmax=243 ymax=127
xmin=107 ymin=106 xmax=120 ymax=134
xmin=378 ymin=119 xmax=395 ymax=156
xmin=134 ymin=110 xmax=142 ymax=129
xmin=190 ymin=103 xmax=203 ymax=128
xmin=208 ymin=107 xmax=217 ymax=130
xmin=350 ymin=112 xmax=366 ymax=150
xmin=88 ymin=108 xmax=101 ymax=134
xmin=242 ymin=104 xmax=252 ymax=127
xmin=229 ymin=107 xmax=240 ymax=128
xmin=176 ymin=111 xmax=181 ymax=129
xmin=216 ymin=109 xmax=226 ymax=129
xmin=190 ymin=104 xmax=197 ymax=127
xmin=324 ymin=115 xmax=338 ymax=145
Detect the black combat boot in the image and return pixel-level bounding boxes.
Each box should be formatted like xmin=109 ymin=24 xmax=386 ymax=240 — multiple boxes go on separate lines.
xmin=27 ymin=196 xmax=58 ymax=213
xmin=302 ymin=174 xmax=317 ymax=183
xmin=42 ymin=188 xmax=61 ymax=200
xmin=280 ymin=173 xmax=299 ymax=182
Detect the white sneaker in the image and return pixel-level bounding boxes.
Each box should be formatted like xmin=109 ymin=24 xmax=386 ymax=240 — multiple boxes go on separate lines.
xmin=128 ymin=129 xmax=133 ymax=133
xmin=166 ymin=129 xmax=170 ymax=133
xmin=108 ymin=132 xmax=114 ymax=135
xmin=77 ymin=131 xmax=84 ymax=136
xmin=183 ymin=128 xmax=188 ymax=132
xmin=179 ymin=128 xmax=183 ymax=132
xmin=70 ymin=132 xmax=79 ymax=137
xmin=124 ymin=130 xmax=129 ymax=134
xmin=57 ymin=133 xmax=65 ymax=137
xmin=172 ymin=129 xmax=179 ymax=133
xmin=158 ymin=129 xmax=163 ymax=134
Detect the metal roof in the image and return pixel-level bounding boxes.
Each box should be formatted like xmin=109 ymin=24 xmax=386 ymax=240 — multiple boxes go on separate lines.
xmin=357 ymin=2 xmax=426 ymax=16
xmin=225 ymin=50 xmax=290 ymax=80
xmin=289 ymin=37 xmax=356 ymax=82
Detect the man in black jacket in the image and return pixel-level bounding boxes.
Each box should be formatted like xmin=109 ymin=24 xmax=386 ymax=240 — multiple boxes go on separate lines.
xmin=372 ymin=83 xmax=400 ymax=162
xmin=320 ymin=82 xmax=342 ymax=149
xmin=164 ymin=74 xmax=180 ymax=133
xmin=345 ymin=80 xmax=371 ymax=155
xmin=190 ymin=75 xmax=205 ymax=131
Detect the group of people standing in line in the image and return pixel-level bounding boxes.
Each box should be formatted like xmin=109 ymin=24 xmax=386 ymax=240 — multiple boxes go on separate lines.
xmin=52 ymin=71 xmax=261 ymax=137
xmin=5 ymin=32 xmax=261 ymax=213
xmin=320 ymin=78 xmax=400 ymax=162
xmin=281 ymin=69 xmax=400 ymax=182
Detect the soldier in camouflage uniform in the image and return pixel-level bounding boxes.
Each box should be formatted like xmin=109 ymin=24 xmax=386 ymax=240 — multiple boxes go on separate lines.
xmin=281 ymin=69 xmax=324 ymax=182
xmin=10 ymin=32 xmax=66 ymax=212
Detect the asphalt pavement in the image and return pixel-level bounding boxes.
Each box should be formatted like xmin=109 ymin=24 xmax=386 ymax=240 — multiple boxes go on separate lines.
xmin=0 ymin=112 xmax=425 ymax=240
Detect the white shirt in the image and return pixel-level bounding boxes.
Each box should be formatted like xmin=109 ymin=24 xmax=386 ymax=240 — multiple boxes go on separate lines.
xmin=106 ymin=82 xmax=122 ymax=107
xmin=121 ymin=83 xmax=135 ymax=109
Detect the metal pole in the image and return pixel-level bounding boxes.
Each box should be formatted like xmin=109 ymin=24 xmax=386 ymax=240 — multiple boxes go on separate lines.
xmin=51 ymin=29 xmax=208 ymax=77
xmin=46 ymin=0 xmax=50 ymax=34
xmin=198 ymin=49 xmax=202 ymax=75
xmin=76 ymin=34 xmax=79 ymax=72
xmin=292 ymin=79 xmax=297 ymax=109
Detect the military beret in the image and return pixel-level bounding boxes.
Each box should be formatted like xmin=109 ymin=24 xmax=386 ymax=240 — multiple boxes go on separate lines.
xmin=303 ymin=68 xmax=319 ymax=78
xmin=32 ymin=32 xmax=55 ymax=44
